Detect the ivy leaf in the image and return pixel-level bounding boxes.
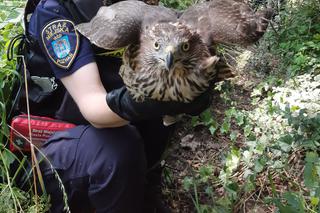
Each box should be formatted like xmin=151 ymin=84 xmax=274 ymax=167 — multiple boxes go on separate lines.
xmin=254 ymin=158 xmax=266 ymax=173
xmin=278 ymin=135 xmax=293 ymax=152
xmin=209 ymin=125 xmax=218 ymax=135
xmin=200 ymin=109 xmax=214 ymax=126
xmin=225 ymin=107 xmax=236 ymax=118
xmin=235 ymin=113 xmax=245 ymax=126
xmin=225 ymin=148 xmax=240 ymax=173
xmin=182 ymin=176 xmax=194 ymax=192
xmin=229 ymin=131 xmax=238 ymax=142
xmin=199 ymin=165 xmax=213 ymax=183
xmin=191 ymin=116 xmax=201 ymax=127
xmin=244 ymin=125 xmax=252 ymax=137
xmin=220 ymin=120 xmax=230 ymax=134
xmin=244 ymin=175 xmax=255 ymax=193
xmin=225 ymin=182 xmax=239 ymax=201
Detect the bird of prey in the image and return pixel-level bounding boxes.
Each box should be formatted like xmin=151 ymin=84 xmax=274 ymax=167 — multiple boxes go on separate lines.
xmin=76 ymin=0 xmax=273 ymax=103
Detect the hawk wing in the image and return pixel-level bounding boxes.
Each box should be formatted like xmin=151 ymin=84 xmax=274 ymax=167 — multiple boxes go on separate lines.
xmin=179 ymin=0 xmax=273 ymax=47
xmin=76 ymin=1 xmax=178 ymax=49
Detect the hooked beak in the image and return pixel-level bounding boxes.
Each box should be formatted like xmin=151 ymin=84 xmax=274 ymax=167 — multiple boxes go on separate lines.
xmin=165 ymin=51 xmax=174 ymax=71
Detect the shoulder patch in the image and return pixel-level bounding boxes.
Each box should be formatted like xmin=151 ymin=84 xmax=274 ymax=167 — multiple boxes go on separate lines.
xmin=41 ymin=19 xmax=79 ymax=69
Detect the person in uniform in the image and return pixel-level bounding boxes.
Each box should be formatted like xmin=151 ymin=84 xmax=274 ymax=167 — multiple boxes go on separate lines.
xmin=22 ymin=0 xmax=211 ymax=212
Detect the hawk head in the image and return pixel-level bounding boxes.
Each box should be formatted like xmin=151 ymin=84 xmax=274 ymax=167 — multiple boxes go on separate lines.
xmin=139 ymin=22 xmax=211 ymax=75
xmin=122 ymin=22 xmax=219 ymax=102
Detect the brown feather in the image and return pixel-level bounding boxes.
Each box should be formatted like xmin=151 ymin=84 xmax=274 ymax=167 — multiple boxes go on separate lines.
xmin=76 ymin=0 xmax=272 ymax=103
xmin=179 ymin=0 xmax=273 ymax=46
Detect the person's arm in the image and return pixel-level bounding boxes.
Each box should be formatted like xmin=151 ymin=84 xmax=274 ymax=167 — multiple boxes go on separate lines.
xmin=61 ymin=62 xmax=128 ymax=128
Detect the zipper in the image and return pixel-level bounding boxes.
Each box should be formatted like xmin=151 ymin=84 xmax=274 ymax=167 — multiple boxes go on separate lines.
xmin=13 ymin=114 xmax=74 ymax=124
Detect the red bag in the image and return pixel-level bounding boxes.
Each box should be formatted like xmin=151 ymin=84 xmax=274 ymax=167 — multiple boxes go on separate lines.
xmin=10 ymin=114 xmax=76 ymax=152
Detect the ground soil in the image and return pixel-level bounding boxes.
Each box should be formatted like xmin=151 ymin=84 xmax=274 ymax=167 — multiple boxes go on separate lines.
xmin=161 ymin=49 xmax=275 ymax=212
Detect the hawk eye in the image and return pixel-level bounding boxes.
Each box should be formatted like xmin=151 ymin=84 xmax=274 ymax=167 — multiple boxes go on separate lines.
xmin=181 ymin=42 xmax=190 ymax=52
xmin=154 ymin=41 xmax=160 ymax=50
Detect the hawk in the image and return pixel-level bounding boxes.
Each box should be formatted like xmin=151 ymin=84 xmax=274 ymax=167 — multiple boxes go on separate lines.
xmin=76 ymin=0 xmax=273 ymax=103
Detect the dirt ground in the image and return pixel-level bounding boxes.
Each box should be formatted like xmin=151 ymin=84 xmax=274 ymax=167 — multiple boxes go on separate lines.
xmin=161 ymin=49 xmax=277 ymax=212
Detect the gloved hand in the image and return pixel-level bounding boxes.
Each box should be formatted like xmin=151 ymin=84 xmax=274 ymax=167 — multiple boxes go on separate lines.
xmin=106 ymin=86 xmax=212 ymax=122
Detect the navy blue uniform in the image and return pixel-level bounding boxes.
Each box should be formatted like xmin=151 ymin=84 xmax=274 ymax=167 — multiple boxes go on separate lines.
xmin=28 ymin=0 xmax=173 ymax=212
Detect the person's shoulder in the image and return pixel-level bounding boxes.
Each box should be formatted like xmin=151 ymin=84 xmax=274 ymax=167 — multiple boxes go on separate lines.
xmin=30 ymin=0 xmax=95 ymax=78
xmin=35 ymin=0 xmax=72 ymax=20
xmin=40 ymin=0 xmax=64 ymax=11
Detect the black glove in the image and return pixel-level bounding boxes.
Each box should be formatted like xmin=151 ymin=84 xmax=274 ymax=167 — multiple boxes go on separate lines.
xmin=106 ymin=86 xmax=212 ymax=122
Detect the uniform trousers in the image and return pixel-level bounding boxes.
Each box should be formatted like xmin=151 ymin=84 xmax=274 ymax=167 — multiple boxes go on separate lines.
xmin=38 ymin=118 xmax=173 ymax=213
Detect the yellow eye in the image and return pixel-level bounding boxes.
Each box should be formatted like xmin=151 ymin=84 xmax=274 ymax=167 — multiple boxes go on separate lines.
xmin=154 ymin=41 xmax=160 ymax=50
xmin=181 ymin=42 xmax=190 ymax=52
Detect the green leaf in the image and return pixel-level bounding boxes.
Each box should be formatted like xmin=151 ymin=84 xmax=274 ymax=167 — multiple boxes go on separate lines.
xmin=225 ymin=108 xmax=236 ymax=118
xmin=311 ymin=196 xmax=319 ymax=206
xmin=283 ymin=192 xmax=304 ymax=213
xmin=244 ymin=175 xmax=255 ymax=193
xmin=220 ymin=120 xmax=230 ymax=134
xmin=209 ymin=125 xmax=218 ymax=135
xmin=225 ymin=182 xmax=239 ymax=201
xmin=182 ymin=176 xmax=194 ymax=192
xmin=306 ymin=152 xmax=318 ymax=163
xmin=244 ymin=125 xmax=252 ymax=137
xmin=200 ymin=109 xmax=214 ymax=126
xmin=225 ymin=148 xmax=240 ymax=173
xmin=199 ymin=165 xmax=213 ymax=183
xmin=1 ymin=149 xmax=16 ymax=167
xmin=304 ymin=152 xmax=319 ymax=189
xmin=254 ymin=159 xmax=266 ymax=173
xmin=191 ymin=116 xmax=200 ymax=127
xmin=290 ymin=105 xmax=300 ymax=112
xmin=235 ymin=113 xmax=245 ymax=126
xmin=216 ymin=196 xmax=232 ymax=209
xmin=229 ymin=131 xmax=238 ymax=142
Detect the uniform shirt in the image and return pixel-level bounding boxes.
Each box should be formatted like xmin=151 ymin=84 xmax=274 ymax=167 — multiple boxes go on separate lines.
xmin=29 ymin=0 xmax=95 ymax=79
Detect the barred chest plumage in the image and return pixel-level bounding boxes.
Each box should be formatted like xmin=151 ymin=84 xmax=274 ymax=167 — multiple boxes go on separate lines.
xmin=120 ymin=43 xmax=219 ymax=103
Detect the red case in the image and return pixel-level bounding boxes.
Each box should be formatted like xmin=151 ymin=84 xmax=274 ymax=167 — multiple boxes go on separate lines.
xmin=10 ymin=114 xmax=76 ymax=152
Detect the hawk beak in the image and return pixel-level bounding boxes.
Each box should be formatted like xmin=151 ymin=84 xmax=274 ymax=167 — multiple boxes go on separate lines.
xmin=165 ymin=51 xmax=174 ymax=71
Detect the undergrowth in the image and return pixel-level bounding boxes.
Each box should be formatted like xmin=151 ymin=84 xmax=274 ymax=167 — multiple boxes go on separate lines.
xmin=165 ymin=0 xmax=320 ymax=212
xmin=0 ymin=1 xmax=52 ymax=212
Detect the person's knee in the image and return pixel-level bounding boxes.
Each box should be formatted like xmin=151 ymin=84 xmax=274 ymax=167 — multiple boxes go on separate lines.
xmin=80 ymin=125 xmax=146 ymax=212
xmin=81 ymin=125 xmax=146 ymax=173
xmin=39 ymin=125 xmax=147 ymax=212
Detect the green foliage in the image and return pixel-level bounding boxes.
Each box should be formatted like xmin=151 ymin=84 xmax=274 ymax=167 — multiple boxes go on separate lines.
xmin=0 ymin=0 xmax=24 ymax=169
xmin=191 ymin=109 xmax=219 ymax=135
xmin=182 ymin=165 xmax=233 ymax=213
xmin=0 ymin=0 xmax=25 ymax=181
xmin=184 ymin=1 xmax=320 ymax=211
xmin=160 ymin=0 xmax=196 ymax=10
xmin=0 ymin=183 xmax=50 ymax=213
xmin=223 ymin=72 xmax=320 ymax=212
xmin=266 ymin=0 xmax=320 ymax=76
xmin=0 ymin=1 xmax=23 ymax=142
xmin=0 ymin=1 xmax=51 ymax=212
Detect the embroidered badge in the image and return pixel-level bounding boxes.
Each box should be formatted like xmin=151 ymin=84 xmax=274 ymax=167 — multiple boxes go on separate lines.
xmin=41 ymin=19 xmax=79 ymax=69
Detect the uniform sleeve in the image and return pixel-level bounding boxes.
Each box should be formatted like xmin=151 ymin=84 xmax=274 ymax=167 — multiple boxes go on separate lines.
xmin=30 ymin=0 xmax=96 ymax=79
